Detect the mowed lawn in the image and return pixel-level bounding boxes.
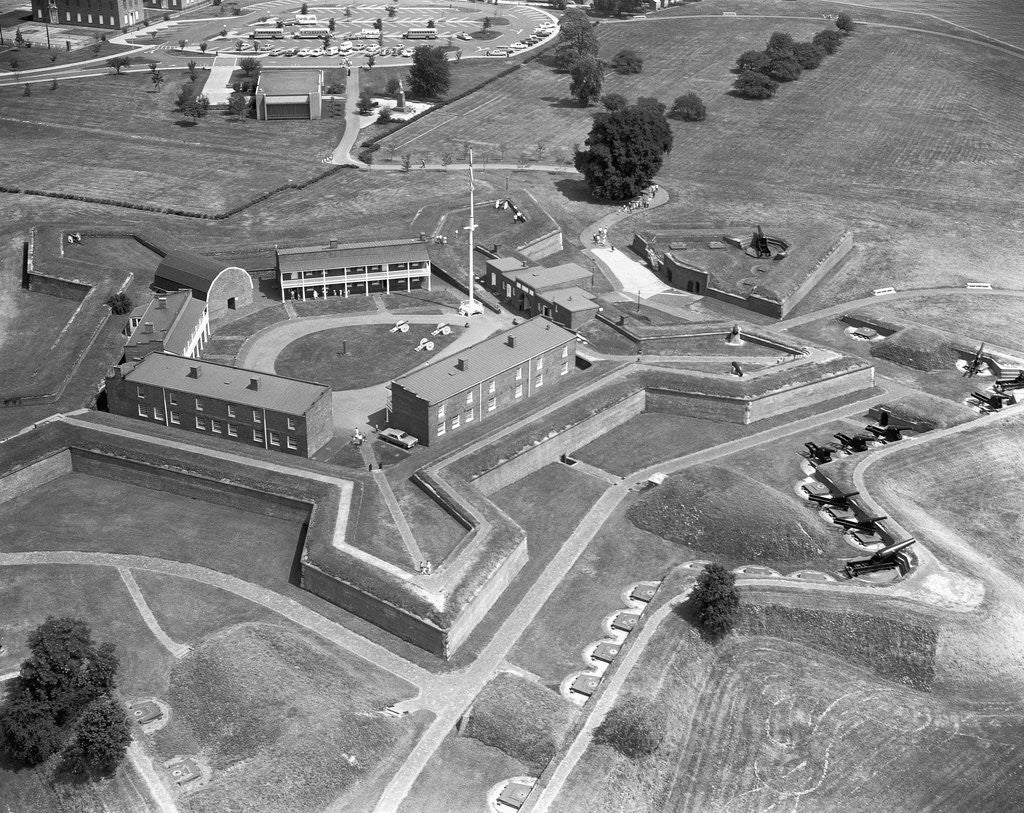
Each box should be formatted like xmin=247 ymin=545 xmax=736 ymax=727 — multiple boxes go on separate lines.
xmin=0 ymin=70 xmax=342 ymax=212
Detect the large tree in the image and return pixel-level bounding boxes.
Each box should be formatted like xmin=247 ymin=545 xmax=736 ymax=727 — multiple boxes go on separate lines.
xmin=61 ymin=696 xmax=133 ymax=778
xmin=557 ymin=8 xmax=598 ymax=59
xmin=669 ymin=91 xmax=705 ymax=121
xmin=836 ymin=12 xmax=856 ymax=32
xmin=692 ymin=563 xmax=740 ymax=636
xmin=735 ymin=49 xmax=770 ymax=74
xmin=792 ymin=41 xmax=825 ymax=69
xmin=732 ymin=69 xmax=779 ymax=99
xmin=574 ymin=99 xmax=672 ymax=200
xmin=569 ymin=55 xmax=603 ymax=106
xmin=812 ymin=29 xmax=843 ymax=55
xmin=595 ymin=696 xmax=666 ymax=758
xmin=106 ymin=55 xmax=131 ymax=75
xmin=610 ymin=48 xmax=643 ymax=74
xmin=407 ymin=45 xmax=451 ymax=98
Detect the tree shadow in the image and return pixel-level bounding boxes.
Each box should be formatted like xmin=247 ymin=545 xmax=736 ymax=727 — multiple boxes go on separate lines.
xmin=673 ymin=594 xmax=723 ymax=644
xmin=541 ymin=95 xmax=585 ymax=109
xmin=173 ymin=119 xmax=198 ymax=127
xmin=555 ymin=177 xmax=609 ymax=204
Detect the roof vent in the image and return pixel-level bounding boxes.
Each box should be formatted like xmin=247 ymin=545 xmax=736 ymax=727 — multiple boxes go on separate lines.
xmin=143 ymin=322 xmax=154 ymax=334
xmin=249 ymin=377 xmax=261 ymax=391
xmin=507 ymin=335 xmax=516 ymax=348
xmin=329 ymin=239 xmax=338 ymax=249
xmin=155 ymin=296 xmax=167 ymax=309
xmin=189 ymin=365 xmax=201 ymax=378
xmin=456 ymin=358 xmax=468 ymax=371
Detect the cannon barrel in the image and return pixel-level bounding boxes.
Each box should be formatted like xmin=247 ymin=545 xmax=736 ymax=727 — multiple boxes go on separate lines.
xmin=871 ymin=538 xmax=915 ymax=561
xmin=833 ymin=514 xmax=886 ymax=530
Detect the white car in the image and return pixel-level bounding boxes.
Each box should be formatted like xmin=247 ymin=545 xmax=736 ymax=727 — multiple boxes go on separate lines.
xmin=455 ymin=31 xmax=472 ymax=40
xmin=508 ymin=41 xmax=527 ymax=50
xmin=325 ymin=45 xmax=339 ymax=56
xmin=364 ymin=44 xmax=381 ymax=55
xmin=309 ymin=48 xmax=325 ymax=57
xmin=486 ymin=47 xmax=509 ymax=57
xmin=337 ymin=41 xmax=353 ymax=52
xmin=297 ymin=48 xmax=315 ymax=56
xmin=379 ymin=428 xmax=419 ymax=449
xmin=400 ymin=47 xmax=414 ymax=57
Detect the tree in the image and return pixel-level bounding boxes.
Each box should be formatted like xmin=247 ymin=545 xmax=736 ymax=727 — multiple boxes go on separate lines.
xmin=600 ymin=92 xmax=628 ymax=111
xmin=200 ymin=41 xmax=208 ymax=53
xmin=9 ymin=58 xmax=19 ymax=75
xmin=768 ymin=55 xmax=801 ymax=82
xmin=344 ymin=4 xmax=352 ymax=17
xmin=766 ymin=31 xmax=795 ymax=57
xmin=187 ymin=59 xmax=198 ymax=82
xmin=553 ymin=43 xmax=582 ymax=71
xmin=357 ymin=89 xmax=375 ymax=114
xmin=0 ymin=691 xmax=63 ymax=765
xmin=732 ymin=69 xmax=778 ymax=99
xmin=792 ymin=41 xmax=824 ymax=69
xmin=377 ymin=105 xmax=393 ymax=123
xmin=669 ymin=91 xmax=705 ymax=121
xmin=575 ymin=100 xmax=672 ymax=200
xmin=51 ymin=78 xmax=59 ymax=91
xmin=610 ymin=48 xmax=642 ymax=74
xmin=558 ymin=8 xmax=599 ymax=58
xmin=239 ymin=56 xmax=260 ymax=76
xmin=300 ymin=1 xmax=308 ymax=12
xmin=373 ymin=17 xmax=383 ymax=30
xmin=569 ymin=55 xmax=603 ymax=106
xmin=228 ymin=90 xmax=247 ymax=118
xmin=387 ymin=4 xmax=397 ymax=17
xmin=178 ymin=38 xmax=187 ymax=50
xmin=106 ymin=55 xmax=131 ymax=75
xmin=692 ymin=562 xmax=740 ymax=636
xmin=812 ymin=29 xmax=843 ymax=55
xmin=407 ymin=45 xmax=451 ymax=98
xmin=147 ymin=60 xmax=158 ymax=74
xmin=328 ymin=16 xmax=336 ymax=31
xmin=440 ymin=151 xmax=453 ymax=169
xmin=61 ymin=696 xmax=132 ymax=778
xmin=22 ymin=82 xmax=31 ymax=96
xmin=427 ymin=18 xmax=435 ymax=27
xmin=401 ymin=153 xmax=412 ymax=172
xmin=151 ymin=68 xmax=165 ymax=91
xmin=385 ymin=75 xmax=401 ymax=96
xmin=15 ymin=27 xmax=24 ymax=45
xmin=595 ymin=696 xmax=666 ymax=758
xmin=182 ymin=95 xmax=209 ymax=123
xmin=836 ymin=12 xmax=856 ymax=32
xmin=482 ymin=16 xmax=492 ymax=30
xmin=735 ymin=49 xmax=770 ymax=74
xmin=367 ymin=54 xmax=376 ymax=69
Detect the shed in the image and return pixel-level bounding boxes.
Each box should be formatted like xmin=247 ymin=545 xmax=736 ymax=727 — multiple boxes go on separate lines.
xmin=256 ymin=69 xmax=324 ymax=120
xmin=154 ymin=250 xmax=253 ymax=320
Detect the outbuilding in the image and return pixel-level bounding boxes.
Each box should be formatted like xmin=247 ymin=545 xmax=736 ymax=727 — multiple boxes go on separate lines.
xmin=255 ymin=70 xmax=324 ymax=121
xmin=153 ymin=250 xmax=253 ymax=321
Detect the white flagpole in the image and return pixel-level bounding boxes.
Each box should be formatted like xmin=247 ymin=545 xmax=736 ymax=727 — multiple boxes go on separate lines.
xmin=468 ymin=148 xmax=475 ymax=311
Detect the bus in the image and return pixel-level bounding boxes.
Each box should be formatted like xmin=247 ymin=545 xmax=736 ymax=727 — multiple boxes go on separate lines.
xmin=251 ymin=28 xmax=285 ymax=39
xmin=296 ymin=26 xmax=330 ymax=39
xmin=402 ymin=27 xmax=438 ymax=39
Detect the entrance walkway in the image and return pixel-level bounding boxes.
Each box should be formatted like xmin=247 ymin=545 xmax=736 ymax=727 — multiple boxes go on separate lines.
xmin=204 ymin=54 xmax=237 ymax=107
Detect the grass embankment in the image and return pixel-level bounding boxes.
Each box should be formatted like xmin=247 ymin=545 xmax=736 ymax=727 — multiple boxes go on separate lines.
xmin=875 ymin=391 xmax=976 ymax=430
xmin=462 ymin=671 xmax=576 ymax=772
xmin=155 ymin=622 xmax=419 ymax=813
xmin=274 ymin=323 xmax=464 ymax=390
xmin=626 ymin=464 xmax=835 ymax=562
xmin=869 ymin=326 xmax=960 ymax=371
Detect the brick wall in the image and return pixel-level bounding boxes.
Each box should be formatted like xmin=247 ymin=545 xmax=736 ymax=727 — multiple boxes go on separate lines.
xmin=0 ymin=450 xmax=73 ymax=505
xmin=207 ymin=268 xmax=254 ymax=321
xmin=303 ymin=389 xmax=335 ymax=456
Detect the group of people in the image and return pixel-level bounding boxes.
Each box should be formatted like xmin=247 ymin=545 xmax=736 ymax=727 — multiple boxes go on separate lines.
xmin=591 ymin=226 xmax=610 ymax=247
xmin=417 ymin=560 xmax=434 ymax=575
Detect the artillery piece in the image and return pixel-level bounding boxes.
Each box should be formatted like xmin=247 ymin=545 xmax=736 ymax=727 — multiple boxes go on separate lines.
xmin=865 ymin=410 xmax=903 ymax=442
xmin=807 ymin=490 xmax=860 ymax=510
xmin=995 ymin=372 xmax=1024 ymax=393
xmin=832 ymin=514 xmax=887 ymax=533
xmin=844 ymin=539 xmax=916 ymax=578
xmin=970 ymin=391 xmax=1012 ymax=412
xmin=802 ymin=441 xmax=836 ymax=466
xmin=834 ymin=432 xmax=873 ymax=453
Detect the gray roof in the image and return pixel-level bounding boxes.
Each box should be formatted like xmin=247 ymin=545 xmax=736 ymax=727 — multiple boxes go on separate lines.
xmin=258 ymin=69 xmax=322 ymax=96
xmin=277 ymin=239 xmax=431 ymax=275
xmin=485 ymin=256 xmax=528 ymax=273
xmin=543 ymin=286 xmax=598 ymax=312
xmin=155 ymin=250 xmax=231 ymax=294
xmin=392 ymin=317 xmax=576 ymax=404
xmin=501 ymin=262 xmax=592 ymax=291
xmin=125 ymin=292 xmax=207 ymax=356
xmin=121 ymin=352 xmax=329 ymax=415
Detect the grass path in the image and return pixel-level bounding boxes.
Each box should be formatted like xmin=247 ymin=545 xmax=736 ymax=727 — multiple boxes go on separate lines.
xmin=119 ymin=567 xmax=191 ymax=659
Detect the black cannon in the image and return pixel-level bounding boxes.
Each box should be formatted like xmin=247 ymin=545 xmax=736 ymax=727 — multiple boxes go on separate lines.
xmin=995 ymin=372 xmax=1024 ymax=393
xmin=803 ymin=442 xmax=835 ymax=466
xmin=834 ymin=432 xmax=872 ymax=453
xmin=844 ymin=538 xmax=916 ymax=578
xmin=970 ymin=391 xmax=1011 ymax=412
xmin=865 ymin=408 xmax=903 ymax=442
xmin=832 ymin=514 xmax=887 ymax=533
xmin=807 ymin=490 xmax=859 ymax=509
xmin=963 ymin=343 xmax=986 ymax=378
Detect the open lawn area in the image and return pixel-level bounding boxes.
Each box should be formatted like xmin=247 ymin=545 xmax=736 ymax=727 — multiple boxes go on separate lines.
xmin=0 ymin=471 xmax=306 ymax=590
xmin=0 ymin=70 xmax=342 ymax=212
xmin=274 ymin=322 xmax=465 ymax=390
xmin=0 ymin=39 xmax=136 ymax=71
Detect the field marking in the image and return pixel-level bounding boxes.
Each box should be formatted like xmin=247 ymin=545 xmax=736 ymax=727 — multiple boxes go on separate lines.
xmin=127 ymin=741 xmax=180 ymax=813
xmin=118 ymin=567 xmax=191 ymax=659
xmin=392 ymin=117 xmax=455 ymax=149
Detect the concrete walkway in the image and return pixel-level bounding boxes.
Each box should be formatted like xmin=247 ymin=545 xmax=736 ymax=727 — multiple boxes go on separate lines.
xmin=360 ymin=441 xmax=426 ymax=568
xmin=203 ymin=53 xmax=238 ymax=107
xmin=127 ymin=741 xmax=179 ymax=813
xmin=119 ymin=567 xmax=190 ymax=658
xmin=330 ymin=67 xmax=366 ymax=166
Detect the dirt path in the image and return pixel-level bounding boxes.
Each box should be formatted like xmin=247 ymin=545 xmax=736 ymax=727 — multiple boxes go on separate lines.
xmin=119 ymin=567 xmax=191 ymax=658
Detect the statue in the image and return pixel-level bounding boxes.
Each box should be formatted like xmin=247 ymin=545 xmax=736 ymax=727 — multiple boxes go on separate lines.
xmin=396 ymin=79 xmax=406 ymax=112
xmin=752 ymin=225 xmax=771 ymax=259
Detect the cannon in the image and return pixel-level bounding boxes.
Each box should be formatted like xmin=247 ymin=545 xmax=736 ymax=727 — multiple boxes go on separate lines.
xmin=834 ymin=432 xmax=873 ymax=453
xmin=844 ymin=538 xmax=916 ymax=578
xmin=864 ymin=408 xmax=903 ymax=442
xmin=963 ymin=343 xmax=986 ymax=378
xmin=414 ymin=338 xmax=435 ymax=352
xmin=832 ymin=514 xmax=887 ymax=532
xmin=803 ymin=442 xmax=836 ymax=466
xmin=431 ymin=322 xmax=451 ymax=337
xmin=970 ymin=391 xmax=1011 ymax=412
xmin=995 ymin=372 xmax=1024 ymax=393
xmin=752 ymin=225 xmax=772 ymax=259
xmin=390 ymin=320 xmax=410 ymax=334
xmin=807 ymin=490 xmax=860 ymax=509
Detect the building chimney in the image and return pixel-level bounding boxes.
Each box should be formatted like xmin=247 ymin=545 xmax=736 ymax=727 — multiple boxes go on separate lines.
xmin=155 ymin=296 xmax=167 ymax=309
xmin=249 ymin=377 xmax=261 ymax=390
xmin=456 ymin=358 xmax=468 ymax=371
xmin=506 ymin=335 xmax=516 ymax=348
xmin=329 ymin=239 xmax=338 ymax=249
xmin=143 ymin=322 xmax=154 ymax=334
xmin=189 ymin=365 xmax=201 ymax=378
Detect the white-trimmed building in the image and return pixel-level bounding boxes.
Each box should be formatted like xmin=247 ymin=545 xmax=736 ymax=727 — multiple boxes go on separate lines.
xmin=122 ymin=291 xmax=210 ymax=363
xmin=277 ymin=238 xmax=432 ymax=301
xmin=256 ymin=70 xmax=324 ymax=121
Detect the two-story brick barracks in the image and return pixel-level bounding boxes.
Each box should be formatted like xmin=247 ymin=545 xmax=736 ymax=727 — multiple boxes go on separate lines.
xmin=277 ymin=239 xmax=432 ymax=301
xmin=389 ymin=317 xmax=577 ymax=445
xmin=105 ymin=352 xmax=333 ymax=457
xmin=34 ymin=0 xmax=142 ymax=29
xmin=121 ymin=291 xmax=210 ymax=364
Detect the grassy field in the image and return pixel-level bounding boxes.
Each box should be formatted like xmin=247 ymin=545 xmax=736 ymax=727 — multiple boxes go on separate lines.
xmin=273 ymin=323 xmax=464 ymax=390
xmin=1 ymin=39 xmax=135 ymax=71
xmin=0 ymin=70 xmax=342 ymax=212
xmin=0 ymin=472 xmax=306 ymax=590
xmin=154 ymin=622 xmax=422 ymax=813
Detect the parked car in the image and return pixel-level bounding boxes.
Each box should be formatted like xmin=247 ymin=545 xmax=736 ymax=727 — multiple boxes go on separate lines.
xmin=325 ymin=45 xmax=339 ymax=56
xmin=400 ymin=47 xmax=414 ymax=57
xmin=309 ymin=47 xmax=325 ymax=56
xmin=508 ymin=41 xmax=527 ymax=50
xmin=281 ymin=47 xmax=299 ymax=55
xmin=379 ymin=428 xmax=419 ymax=449
xmin=364 ymin=44 xmax=380 ymax=55
xmin=337 ymin=40 xmax=353 ymax=51
xmin=486 ymin=47 xmax=509 ymax=57
xmin=455 ymin=31 xmax=472 ymax=40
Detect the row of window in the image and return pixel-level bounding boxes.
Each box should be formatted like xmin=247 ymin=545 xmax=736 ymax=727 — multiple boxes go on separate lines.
xmin=436 ymin=355 xmax=569 ymax=421
xmin=137 ymin=404 xmax=299 ymax=449
xmin=136 ymin=387 xmax=297 ymax=431
xmin=282 ymin=262 xmax=428 ymax=281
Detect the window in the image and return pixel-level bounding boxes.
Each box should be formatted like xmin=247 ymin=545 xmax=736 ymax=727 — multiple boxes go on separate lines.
xmin=227 ymin=404 xmax=236 ymax=418
xmin=487 ymin=397 xmax=496 ymax=412
xmin=514 ymin=383 xmax=523 ymax=399
xmin=488 ymin=380 xmax=496 ymax=394
xmin=136 ymin=386 xmax=145 ymax=399
xmin=464 ymin=408 xmax=474 ymax=424
xmin=286 ymin=437 xmax=298 ymax=450
xmin=515 ymin=367 xmax=523 ymax=381
xmin=466 ymin=391 xmax=473 ymax=405
xmin=561 ymin=360 xmax=570 ymax=375
xmin=451 ymin=414 xmax=460 ymax=430
xmin=253 ymin=410 xmax=262 ymax=424
xmin=269 ymin=431 xmax=281 ymax=446
xmin=437 ymin=406 xmax=445 ymax=421
xmin=536 ymin=373 xmax=544 ymax=389
xmin=195 ymin=398 xmax=203 ymax=411
xmin=227 ymin=424 xmax=238 ymax=437
xmin=169 ymin=410 xmax=180 ymax=425
xmin=253 ymin=429 xmax=264 ymax=443
xmin=287 ymin=417 xmax=296 ymax=431
xmin=154 ymin=406 xmax=165 ymax=422
xmin=195 ymin=416 xmax=206 ymax=430
xmin=536 ymin=358 xmax=544 ymax=371
xmin=562 ymin=345 xmax=569 ymax=358
xmin=437 ymin=423 xmax=446 ymax=437
xmin=137 ymin=404 xmax=147 ymax=417
xmin=211 ymin=420 xmax=222 ymax=434
xmin=168 ymin=392 xmax=177 ymax=405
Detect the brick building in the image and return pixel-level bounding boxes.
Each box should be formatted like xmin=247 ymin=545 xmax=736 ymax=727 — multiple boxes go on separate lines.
xmin=389 ymin=317 xmax=577 ymax=445
xmin=277 ymin=239 xmax=432 ymax=301
xmin=256 ymin=70 xmax=324 ymax=120
xmin=484 ymin=258 xmax=595 ymax=328
xmin=154 ymin=250 xmax=254 ymax=321
xmin=121 ymin=291 xmax=210 ymax=363
xmin=105 ymin=352 xmax=333 ymax=457
xmin=34 ymin=0 xmax=143 ymax=29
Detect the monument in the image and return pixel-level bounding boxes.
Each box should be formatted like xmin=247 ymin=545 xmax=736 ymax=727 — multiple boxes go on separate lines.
xmin=396 ymin=79 xmax=407 ymax=112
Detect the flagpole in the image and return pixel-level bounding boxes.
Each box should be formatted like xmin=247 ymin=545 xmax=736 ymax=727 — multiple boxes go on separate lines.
xmin=468 ymin=148 xmax=475 ymax=311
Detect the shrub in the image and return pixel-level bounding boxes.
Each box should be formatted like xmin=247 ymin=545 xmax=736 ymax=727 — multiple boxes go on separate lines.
xmin=813 ymin=29 xmax=843 ymax=54
xmin=735 ymin=49 xmax=770 ymax=73
xmin=385 ymin=75 xmax=401 ymax=96
xmin=22 ymin=83 xmax=31 ymax=96
xmin=692 ymin=562 xmax=740 ymax=637
xmin=836 ymin=12 xmax=856 ymax=32
xmin=766 ymin=31 xmax=795 ymax=57
xmin=595 ymin=696 xmax=666 ymax=758
xmin=732 ymin=70 xmax=778 ymax=99
xmin=669 ymin=91 xmax=705 ymax=121
xmin=768 ymin=56 xmax=802 ymax=82
xmin=600 ymin=92 xmax=628 ymax=111
xmin=792 ymin=41 xmax=825 ymax=69
xmin=377 ymin=106 xmax=393 ymax=123
xmin=610 ymin=48 xmax=643 ymax=74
